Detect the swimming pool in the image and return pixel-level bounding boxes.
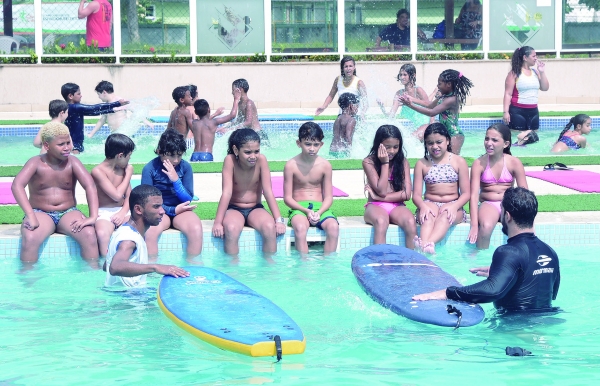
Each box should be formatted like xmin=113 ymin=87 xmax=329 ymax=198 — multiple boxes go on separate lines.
xmin=1 ymin=240 xmax=599 ymax=384
xmin=1 ymin=117 xmax=598 ymax=165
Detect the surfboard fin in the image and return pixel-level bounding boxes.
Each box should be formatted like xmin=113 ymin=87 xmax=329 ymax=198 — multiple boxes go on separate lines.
xmin=274 ymin=335 xmax=282 ymax=362
xmin=446 ymin=305 xmax=463 ymax=330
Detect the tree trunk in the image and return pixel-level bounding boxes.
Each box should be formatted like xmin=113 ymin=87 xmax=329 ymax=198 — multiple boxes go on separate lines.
xmin=127 ymin=0 xmax=140 ymax=43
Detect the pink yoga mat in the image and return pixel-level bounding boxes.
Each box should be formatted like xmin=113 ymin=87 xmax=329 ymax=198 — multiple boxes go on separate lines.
xmin=525 ymin=170 xmax=600 ymax=193
xmin=0 ymin=182 xmax=17 ymax=204
xmin=270 ymin=176 xmax=348 ymax=198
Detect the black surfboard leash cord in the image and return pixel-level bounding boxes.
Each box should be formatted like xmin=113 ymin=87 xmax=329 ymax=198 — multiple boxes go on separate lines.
xmin=273 ymin=335 xmax=283 ymax=363
xmin=447 ymin=305 xmax=463 ymax=330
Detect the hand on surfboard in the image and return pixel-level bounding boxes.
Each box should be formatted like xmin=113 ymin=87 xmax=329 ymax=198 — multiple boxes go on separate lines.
xmin=155 ymin=264 xmax=190 ymax=278
xmin=412 ymin=289 xmax=447 ymax=301
xmin=469 ymin=266 xmax=490 ymax=277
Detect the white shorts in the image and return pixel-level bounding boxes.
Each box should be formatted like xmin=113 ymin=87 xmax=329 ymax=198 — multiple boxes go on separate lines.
xmin=98 ymin=207 xmax=130 ymax=223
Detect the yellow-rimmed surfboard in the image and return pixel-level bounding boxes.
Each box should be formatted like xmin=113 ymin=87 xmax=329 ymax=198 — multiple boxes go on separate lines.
xmin=158 ymin=267 xmax=306 ymax=357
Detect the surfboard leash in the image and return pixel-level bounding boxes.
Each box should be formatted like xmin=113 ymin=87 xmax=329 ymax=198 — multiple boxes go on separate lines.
xmin=273 ymin=335 xmax=283 ymax=363
xmin=446 ymin=305 xmax=463 ymax=330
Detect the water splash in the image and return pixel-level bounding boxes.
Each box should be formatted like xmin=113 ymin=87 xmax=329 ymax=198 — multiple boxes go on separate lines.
xmin=113 ymin=96 xmax=161 ymax=138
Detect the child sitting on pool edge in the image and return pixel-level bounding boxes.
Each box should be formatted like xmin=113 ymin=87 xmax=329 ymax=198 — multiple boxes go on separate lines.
xmin=12 ymin=122 xmax=100 ymax=265
xmin=330 ymin=93 xmax=358 ymax=158
xmin=190 ymin=88 xmax=241 ymax=162
xmin=212 ymin=129 xmax=286 ymax=258
xmin=33 ymin=99 xmax=69 ymax=154
xmin=284 ymin=122 xmax=339 ymax=255
xmin=91 ymin=133 xmax=135 ymax=258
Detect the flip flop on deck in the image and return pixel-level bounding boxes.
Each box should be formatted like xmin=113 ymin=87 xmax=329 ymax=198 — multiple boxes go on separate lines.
xmin=525 ymin=169 xmax=600 ymax=192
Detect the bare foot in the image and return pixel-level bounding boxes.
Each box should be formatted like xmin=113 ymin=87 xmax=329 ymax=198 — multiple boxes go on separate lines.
xmin=413 ymin=235 xmax=422 ymax=252
xmin=422 ymin=242 xmax=436 ymax=255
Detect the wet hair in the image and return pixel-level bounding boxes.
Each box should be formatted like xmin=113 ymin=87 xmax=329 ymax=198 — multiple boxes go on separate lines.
xmin=338 ymin=93 xmax=360 ymax=109
xmin=396 ymin=8 xmax=409 ymax=19
xmin=94 ymin=80 xmax=114 ymax=94
xmin=61 ymin=83 xmax=80 ymax=101
xmin=129 ymin=184 xmax=162 ymax=219
xmin=423 ymin=123 xmax=452 ymax=160
xmin=172 ymin=86 xmax=189 ymax=105
xmin=188 ymin=84 xmax=198 ymax=99
xmin=48 ymin=99 xmax=69 ymax=118
xmin=367 ymin=125 xmax=406 ymax=192
xmin=105 ymin=133 xmax=136 ymax=159
xmin=487 ymin=123 xmax=512 ymax=155
xmin=557 ymin=114 xmax=590 ymax=142
xmin=397 ymin=63 xmax=416 ymax=86
xmin=439 ymin=69 xmax=473 ymax=109
xmin=298 ymin=121 xmax=324 ymax=141
xmin=232 ymin=79 xmax=249 ymax=93
xmin=227 ymin=128 xmax=260 ymax=155
xmin=194 ymin=99 xmax=210 ymax=119
xmin=340 ymin=56 xmax=357 ymax=77
xmin=502 ymin=187 xmax=538 ymax=228
xmin=40 ymin=122 xmax=70 ymax=144
xmin=156 ymin=129 xmax=186 ymax=155
xmin=510 ymin=46 xmax=535 ymax=77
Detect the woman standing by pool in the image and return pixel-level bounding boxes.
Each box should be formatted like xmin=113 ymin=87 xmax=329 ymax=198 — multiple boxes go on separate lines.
xmin=468 ymin=123 xmax=527 ymax=249
xmin=315 ymin=56 xmax=368 ymax=118
xmin=503 ymin=46 xmax=549 ymax=146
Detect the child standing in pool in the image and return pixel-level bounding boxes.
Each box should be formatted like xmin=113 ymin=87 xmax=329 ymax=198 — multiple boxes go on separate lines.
xmin=551 ymin=114 xmax=592 ymax=153
xmin=315 ymin=56 xmax=368 ymax=117
xmin=377 ymin=63 xmax=431 ymax=137
xmin=91 ymin=133 xmax=136 ymax=258
xmin=400 ymin=69 xmax=473 ymax=155
xmin=221 ymin=79 xmax=270 ymax=146
xmin=33 ymin=100 xmax=69 ymax=154
xmin=141 ymin=129 xmax=203 ymax=258
xmin=284 ymin=122 xmax=339 ymax=254
xmin=12 ymin=123 xmax=99 ymax=264
xmin=212 ymin=129 xmax=286 ymax=257
xmin=413 ymin=123 xmax=470 ymax=254
xmin=468 ymin=124 xmax=527 ymax=249
xmin=363 ymin=125 xmax=417 ymax=247
xmin=167 ymin=86 xmax=194 ymax=141
xmin=330 ymin=93 xmax=358 ymax=158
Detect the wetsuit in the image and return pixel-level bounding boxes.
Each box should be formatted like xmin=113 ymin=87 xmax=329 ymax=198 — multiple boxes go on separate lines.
xmin=141 ymin=157 xmax=195 ymax=217
xmin=446 ymin=233 xmax=560 ymax=312
xmin=65 ymin=102 xmax=121 ymax=152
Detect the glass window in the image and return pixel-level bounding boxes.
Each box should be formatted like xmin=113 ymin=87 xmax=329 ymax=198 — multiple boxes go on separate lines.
xmin=417 ymin=0 xmax=482 ymax=51
xmin=41 ymin=0 xmax=112 ymax=54
xmin=197 ymin=0 xmax=263 ymax=54
xmin=123 ymin=0 xmax=190 ymax=55
xmin=345 ymin=1 xmax=410 ymax=52
xmin=563 ymin=0 xmax=600 ymax=49
xmin=1 ymin=0 xmax=36 ymax=54
xmin=489 ymin=0 xmax=554 ymax=51
xmin=272 ymin=0 xmax=337 ymax=54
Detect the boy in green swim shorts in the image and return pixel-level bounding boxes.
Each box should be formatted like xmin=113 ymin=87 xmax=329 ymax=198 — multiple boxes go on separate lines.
xmin=284 ymin=122 xmax=339 ymax=254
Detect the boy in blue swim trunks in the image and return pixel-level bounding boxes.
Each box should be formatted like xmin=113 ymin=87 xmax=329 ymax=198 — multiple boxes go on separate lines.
xmin=329 ymin=93 xmax=358 ymax=159
xmin=284 ymin=122 xmax=339 ymax=254
xmin=190 ymin=87 xmax=241 ymax=162
xmin=11 ymin=122 xmax=100 ymax=265
xmin=61 ymin=82 xmax=128 ymax=154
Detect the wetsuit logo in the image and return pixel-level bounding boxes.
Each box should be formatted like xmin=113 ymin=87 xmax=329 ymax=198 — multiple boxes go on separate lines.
xmin=536 ymin=255 xmax=552 ymax=267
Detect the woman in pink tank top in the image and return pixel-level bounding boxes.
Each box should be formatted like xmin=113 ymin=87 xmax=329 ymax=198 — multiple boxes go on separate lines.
xmin=78 ymin=0 xmax=113 ymax=48
xmin=468 ymin=124 xmax=527 ymax=249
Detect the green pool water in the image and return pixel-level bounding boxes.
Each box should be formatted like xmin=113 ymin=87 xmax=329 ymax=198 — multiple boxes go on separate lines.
xmin=2 ymin=124 xmax=599 ymax=166
xmin=1 ymin=244 xmax=599 ymax=384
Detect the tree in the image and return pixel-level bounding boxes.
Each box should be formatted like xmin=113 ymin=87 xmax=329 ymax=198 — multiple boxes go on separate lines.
xmin=126 ymin=0 xmax=140 ymax=43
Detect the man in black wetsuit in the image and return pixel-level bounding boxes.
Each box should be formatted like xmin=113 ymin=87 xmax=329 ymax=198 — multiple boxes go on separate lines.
xmin=413 ymin=187 xmax=560 ymax=313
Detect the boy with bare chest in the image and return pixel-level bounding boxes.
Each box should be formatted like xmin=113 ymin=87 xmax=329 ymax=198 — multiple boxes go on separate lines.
xmin=167 ymin=86 xmax=194 ymax=139
xmin=12 ymin=123 xmax=100 ymax=264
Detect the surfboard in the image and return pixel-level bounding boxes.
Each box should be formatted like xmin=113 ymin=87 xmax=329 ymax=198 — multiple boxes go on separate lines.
xmin=351 ymin=244 xmax=485 ymax=327
xmin=158 ymin=267 xmax=306 ymax=357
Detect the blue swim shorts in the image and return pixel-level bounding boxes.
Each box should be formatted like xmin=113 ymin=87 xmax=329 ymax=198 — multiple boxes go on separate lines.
xmin=190 ymin=152 xmax=213 ymax=162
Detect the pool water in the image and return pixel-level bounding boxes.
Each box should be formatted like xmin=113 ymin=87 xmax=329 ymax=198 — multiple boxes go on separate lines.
xmin=2 ymin=121 xmax=598 ymax=166
xmin=1 ymin=244 xmax=599 ymax=384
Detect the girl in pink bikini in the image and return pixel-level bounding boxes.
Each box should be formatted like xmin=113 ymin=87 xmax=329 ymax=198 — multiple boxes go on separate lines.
xmin=363 ymin=125 xmax=417 ymax=248
xmin=413 ymin=123 xmax=470 ymax=254
xmin=468 ymin=123 xmax=527 ymax=249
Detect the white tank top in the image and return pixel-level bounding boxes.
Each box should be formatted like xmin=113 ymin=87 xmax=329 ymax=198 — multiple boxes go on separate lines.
xmin=336 ymin=75 xmax=361 ymax=97
xmin=511 ymin=69 xmax=540 ymax=108
xmin=105 ymin=223 xmax=148 ymax=288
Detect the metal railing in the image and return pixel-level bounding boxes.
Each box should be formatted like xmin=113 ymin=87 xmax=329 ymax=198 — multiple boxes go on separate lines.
xmin=0 ymin=0 xmax=598 ymax=62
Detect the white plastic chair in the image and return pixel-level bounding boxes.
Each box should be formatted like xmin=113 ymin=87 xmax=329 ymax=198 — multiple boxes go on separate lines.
xmin=0 ymin=36 xmax=20 ymax=54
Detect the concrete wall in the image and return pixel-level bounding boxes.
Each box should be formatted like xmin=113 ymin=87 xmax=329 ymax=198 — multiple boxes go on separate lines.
xmin=0 ymin=59 xmax=598 ymax=113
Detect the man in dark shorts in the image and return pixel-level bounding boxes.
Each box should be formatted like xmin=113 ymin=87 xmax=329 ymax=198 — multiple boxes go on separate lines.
xmin=375 ymin=9 xmax=427 ymax=48
xmin=413 ymin=187 xmax=560 ymax=313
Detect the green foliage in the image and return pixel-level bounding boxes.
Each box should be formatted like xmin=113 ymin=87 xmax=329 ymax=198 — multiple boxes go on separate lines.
xmin=416 ymin=52 xmax=484 ymax=60
xmin=578 ymin=0 xmax=600 ymax=11
xmin=42 ymin=56 xmax=116 ymax=64
xmin=270 ymin=55 xmax=339 ymax=62
xmin=352 ymin=54 xmax=412 ymax=62
xmin=196 ymin=53 xmax=267 ymax=63
xmin=0 ymin=49 xmax=38 ymax=64
xmin=120 ymin=55 xmax=192 ymax=64
xmin=44 ymin=38 xmax=112 ymax=55
xmin=122 ymin=43 xmax=189 ymax=55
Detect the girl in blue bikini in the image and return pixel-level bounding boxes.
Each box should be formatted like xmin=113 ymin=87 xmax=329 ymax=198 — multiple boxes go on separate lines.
xmin=412 ymin=123 xmax=470 ymax=254
xmin=551 ymin=114 xmax=592 ymax=153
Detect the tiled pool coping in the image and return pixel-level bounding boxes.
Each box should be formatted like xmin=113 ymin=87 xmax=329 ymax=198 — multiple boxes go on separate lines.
xmin=1 ymin=214 xmax=598 ymax=260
